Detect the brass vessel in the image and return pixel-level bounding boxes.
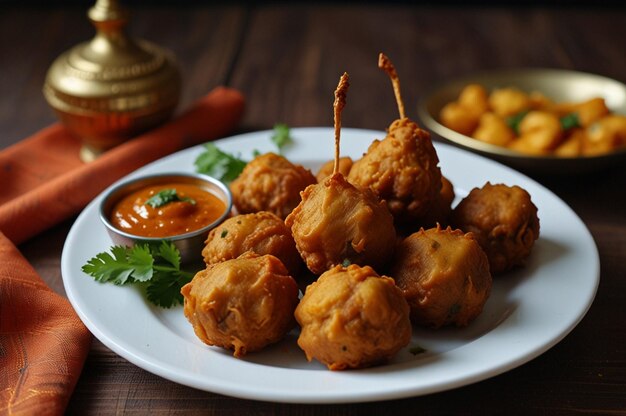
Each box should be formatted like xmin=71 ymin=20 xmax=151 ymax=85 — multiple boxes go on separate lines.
xmin=43 ymin=0 xmax=181 ymax=162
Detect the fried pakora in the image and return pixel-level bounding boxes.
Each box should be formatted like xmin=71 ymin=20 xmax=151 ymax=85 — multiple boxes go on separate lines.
xmin=181 ymin=252 xmax=299 ymax=358
xmin=286 ymin=172 xmax=396 ymax=274
xmin=440 ymin=84 xmax=625 ymax=157
xmin=286 ymin=73 xmax=396 ymax=274
xmin=390 ymin=226 xmax=492 ymax=328
xmin=230 ymin=152 xmax=316 ymax=219
xmin=295 ymin=264 xmax=412 ymax=370
xmin=202 ymin=211 xmax=302 ymax=277
xmin=450 ymin=182 xmax=540 ymax=274
xmin=413 ymin=175 xmax=456 ymax=230
xmin=348 ymin=54 xmax=442 ymax=227
xmin=316 ymin=156 xmax=353 ymax=182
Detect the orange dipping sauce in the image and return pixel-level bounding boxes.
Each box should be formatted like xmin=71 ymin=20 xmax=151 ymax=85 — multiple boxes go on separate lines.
xmin=110 ymin=183 xmax=226 ymax=237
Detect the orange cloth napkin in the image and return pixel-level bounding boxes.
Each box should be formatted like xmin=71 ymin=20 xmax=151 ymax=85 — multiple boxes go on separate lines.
xmin=0 ymin=86 xmax=246 ymax=245
xmin=0 ymin=86 xmax=245 ymax=415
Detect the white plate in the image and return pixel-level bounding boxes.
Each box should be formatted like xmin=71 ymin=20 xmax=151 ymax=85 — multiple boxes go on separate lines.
xmin=61 ymin=127 xmax=600 ymax=403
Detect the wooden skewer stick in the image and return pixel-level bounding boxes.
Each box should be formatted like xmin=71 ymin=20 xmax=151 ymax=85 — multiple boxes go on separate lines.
xmin=333 ymin=72 xmax=350 ymax=175
xmin=378 ymin=53 xmax=406 ymax=120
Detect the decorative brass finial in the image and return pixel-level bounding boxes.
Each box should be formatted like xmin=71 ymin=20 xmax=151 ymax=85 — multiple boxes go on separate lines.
xmin=43 ymin=0 xmax=181 ymax=162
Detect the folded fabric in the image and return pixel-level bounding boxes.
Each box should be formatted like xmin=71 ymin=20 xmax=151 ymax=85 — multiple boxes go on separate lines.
xmin=0 ymin=86 xmax=246 ymax=245
xmin=0 ymin=86 xmax=245 ymax=415
xmin=0 ymin=231 xmax=92 ymax=415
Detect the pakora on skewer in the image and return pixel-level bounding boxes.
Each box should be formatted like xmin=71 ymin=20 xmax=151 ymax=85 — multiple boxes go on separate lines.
xmin=348 ymin=53 xmax=443 ymax=229
xmin=286 ymin=73 xmax=396 ymax=275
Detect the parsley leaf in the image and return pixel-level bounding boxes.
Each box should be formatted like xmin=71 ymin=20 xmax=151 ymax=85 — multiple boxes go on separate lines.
xmin=271 ymin=123 xmax=294 ymax=153
xmin=81 ymin=241 xmax=195 ymax=308
xmin=194 ymin=143 xmax=248 ymax=183
xmin=145 ymin=189 xmax=195 ymax=208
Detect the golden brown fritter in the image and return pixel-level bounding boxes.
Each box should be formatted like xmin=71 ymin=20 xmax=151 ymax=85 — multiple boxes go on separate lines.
xmin=295 ymin=264 xmax=412 ymax=370
xmin=285 ymin=173 xmax=396 ymax=275
xmin=347 ymin=118 xmax=442 ymax=227
xmin=202 ymin=211 xmax=302 ymax=277
xmin=316 ymin=157 xmax=353 ymax=182
xmin=181 ymin=252 xmax=299 ymax=358
xmin=391 ymin=226 xmax=492 ymax=328
xmin=230 ymin=152 xmax=317 ymax=219
xmin=413 ymin=175 xmax=456 ymax=230
xmin=450 ymin=182 xmax=540 ymax=274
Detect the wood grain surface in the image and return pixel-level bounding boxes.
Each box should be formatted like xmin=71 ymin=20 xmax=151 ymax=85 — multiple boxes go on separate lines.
xmin=2 ymin=3 xmax=625 ymax=415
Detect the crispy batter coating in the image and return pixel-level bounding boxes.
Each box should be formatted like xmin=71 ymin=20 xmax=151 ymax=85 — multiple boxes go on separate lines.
xmin=391 ymin=226 xmax=492 ymax=328
xmin=347 ymin=118 xmax=442 ymax=226
xmin=202 ymin=211 xmax=302 ymax=277
xmin=415 ymin=175 xmax=456 ymax=230
xmin=230 ymin=152 xmax=317 ymax=219
xmin=316 ymin=157 xmax=353 ymax=182
xmin=450 ymin=182 xmax=540 ymax=274
xmin=285 ymin=173 xmax=396 ymax=275
xmin=295 ymin=264 xmax=412 ymax=370
xmin=181 ymin=253 xmax=299 ymax=358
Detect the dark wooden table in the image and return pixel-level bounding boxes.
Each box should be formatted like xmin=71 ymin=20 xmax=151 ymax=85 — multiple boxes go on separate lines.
xmin=2 ymin=3 xmax=625 ymax=414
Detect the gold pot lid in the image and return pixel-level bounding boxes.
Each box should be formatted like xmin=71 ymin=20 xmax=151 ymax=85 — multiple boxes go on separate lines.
xmin=43 ymin=0 xmax=181 ymax=162
xmin=43 ymin=0 xmax=180 ymax=116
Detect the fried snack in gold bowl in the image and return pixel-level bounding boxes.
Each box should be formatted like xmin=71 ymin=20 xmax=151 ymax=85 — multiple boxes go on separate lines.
xmin=439 ymin=83 xmax=626 ymax=157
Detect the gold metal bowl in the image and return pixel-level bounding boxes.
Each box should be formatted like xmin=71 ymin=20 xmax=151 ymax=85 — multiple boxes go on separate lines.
xmin=418 ymin=68 xmax=626 ymax=175
xmin=99 ymin=172 xmax=232 ymax=264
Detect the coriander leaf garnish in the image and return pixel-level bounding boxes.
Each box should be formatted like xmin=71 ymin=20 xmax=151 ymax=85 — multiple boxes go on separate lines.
xmin=194 ymin=143 xmax=248 ymax=183
xmin=560 ymin=113 xmax=580 ymax=130
xmin=145 ymin=189 xmax=196 ymax=208
xmin=146 ymin=268 xmax=192 ymax=308
xmin=81 ymin=241 xmax=195 ymax=308
xmin=505 ymin=110 xmax=528 ymax=135
xmin=81 ymin=244 xmax=154 ymax=285
xmin=271 ymin=123 xmax=294 ymax=153
xmin=156 ymin=239 xmax=182 ymax=270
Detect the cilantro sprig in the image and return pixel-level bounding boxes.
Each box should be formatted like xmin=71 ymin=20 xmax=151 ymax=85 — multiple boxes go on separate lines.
xmin=81 ymin=241 xmax=195 ymax=308
xmin=145 ymin=189 xmax=196 ymax=208
xmin=194 ymin=123 xmax=295 ymax=183
xmin=560 ymin=112 xmax=580 ymax=130
xmin=506 ymin=111 xmax=581 ymax=135
xmin=271 ymin=123 xmax=294 ymax=153
xmin=505 ymin=110 xmax=528 ymax=135
xmin=194 ymin=143 xmax=248 ymax=183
